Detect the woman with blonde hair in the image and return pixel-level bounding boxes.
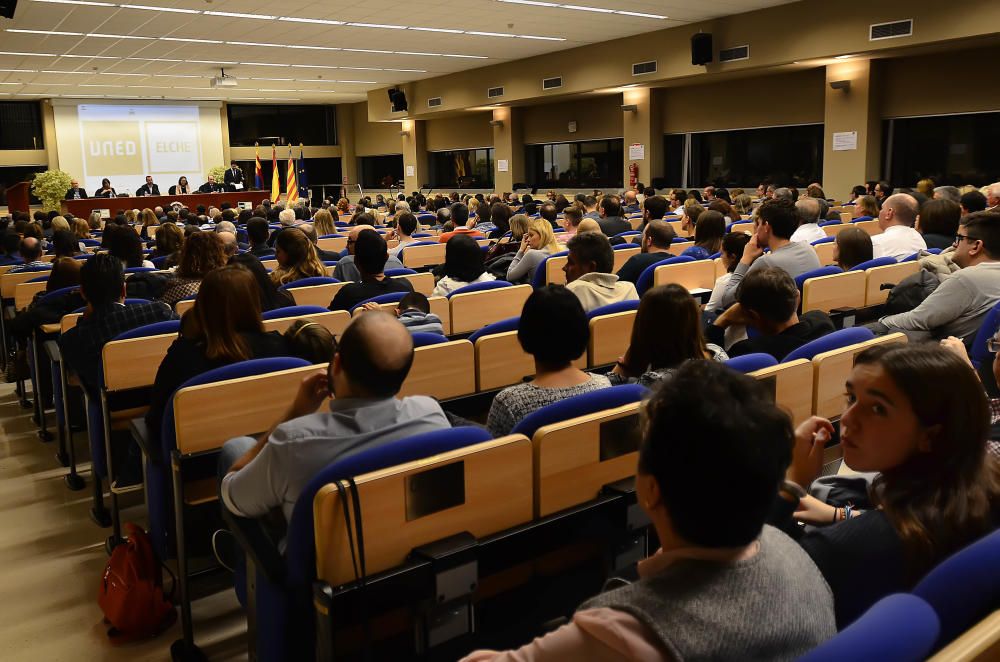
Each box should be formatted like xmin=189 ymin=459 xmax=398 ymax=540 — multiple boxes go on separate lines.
xmin=312 ymin=208 xmax=337 ymax=236
xmin=87 ymin=211 xmax=103 ymax=231
xmin=916 ymin=178 xmax=936 ymax=198
xmin=158 ymin=231 xmax=227 ymax=306
xmin=73 ymin=218 xmax=92 ymax=241
xmin=50 ymin=216 xmax=71 ymax=233
xmin=506 ymin=217 xmax=561 ymax=284
xmin=269 ymin=227 xmax=327 ymax=285
xmin=139 ymin=208 xmax=159 ymax=239
xmin=124 ymin=209 xmax=138 ymax=226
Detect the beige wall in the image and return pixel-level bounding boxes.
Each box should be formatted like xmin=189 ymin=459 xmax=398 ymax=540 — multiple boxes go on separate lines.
xmin=425 ymin=112 xmax=493 ymax=151
xmin=660 ymin=68 xmax=826 ymax=134
xmin=351 ymin=102 xmax=404 ymax=156
xmin=521 ymin=95 xmax=624 ymax=145
xmin=880 ymin=46 xmax=1000 ymax=118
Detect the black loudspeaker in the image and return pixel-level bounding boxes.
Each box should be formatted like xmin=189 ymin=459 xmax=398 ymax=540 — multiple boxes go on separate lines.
xmin=388 ymin=88 xmax=408 ymax=113
xmin=0 ymin=0 xmax=17 ymax=19
xmin=691 ymin=33 xmax=713 ymax=66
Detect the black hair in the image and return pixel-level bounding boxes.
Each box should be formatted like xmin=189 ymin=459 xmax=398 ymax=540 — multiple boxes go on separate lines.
xmin=539 ymin=203 xmax=558 ymax=226
xmin=228 ymin=253 xmax=294 ymax=311
xmin=397 ymin=212 xmax=418 ymax=236
xmin=641 ymin=360 xmax=793 ymax=546
xmin=757 ymin=198 xmax=799 ymax=239
xmin=918 ymin=199 xmax=961 ymax=238
xmin=736 ymin=266 xmax=799 ymax=323
xmin=643 ymin=195 xmax=668 ymax=220
xmin=851 ymin=185 xmax=867 ymax=198
xmin=353 ymin=229 xmax=389 ymax=277
xmin=517 ymin=285 xmax=588 ymax=366
xmin=567 ymin=231 xmax=614 ymax=274
xmin=2 ymin=231 xmax=20 ymax=255
xmin=451 ymin=203 xmax=469 ymax=226
xmin=961 ymin=211 xmax=1000 ymax=260
xmin=961 ymin=191 xmax=988 ymax=214
xmin=338 ymin=314 xmax=414 ymax=397
xmin=80 ymin=253 xmax=124 ymax=308
xmin=398 ymin=291 xmax=430 ymax=314
xmin=108 ymin=225 xmax=146 ymax=268
xmin=51 ymin=230 xmax=79 ymax=258
xmin=443 ymin=234 xmax=486 ymax=283
xmin=600 ymin=196 xmax=621 ymax=217
xmin=246 ymin=217 xmax=270 ymax=245
xmin=284 ymin=319 xmax=337 ymax=365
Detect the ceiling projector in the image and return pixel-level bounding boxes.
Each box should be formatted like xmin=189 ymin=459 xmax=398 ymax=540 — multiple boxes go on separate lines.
xmin=211 ymin=75 xmax=238 ymax=88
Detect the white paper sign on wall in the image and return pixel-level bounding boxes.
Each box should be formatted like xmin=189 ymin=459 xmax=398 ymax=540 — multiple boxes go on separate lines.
xmin=628 ymin=143 xmax=645 ymax=160
xmin=832 ymin=131 xmax=858 ymax=151
xmin=406 ymin=165 xmax=415 ymax=177
xmin=498 ymin=159 xmax=509 ymax=172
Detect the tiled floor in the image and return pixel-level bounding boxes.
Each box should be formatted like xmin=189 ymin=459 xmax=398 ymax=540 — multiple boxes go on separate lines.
xmin=0 ymin=382 xmax=247 ymax=660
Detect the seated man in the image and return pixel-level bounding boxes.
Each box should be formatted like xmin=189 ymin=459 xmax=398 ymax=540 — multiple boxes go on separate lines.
xmin=873 ymin=211 xmax=1000 ymax=344
xmin=557 ymin=207 xmax=583 ymax=243
xmin=437 ymin=203 xmax=484 ymax=243
xmin=563 ymin=231 xmax=638 ymax=312
xmin=388 ymin=212 xmax=420 ymax=258
xmin=58 ymin=253 xmax=176 ymax=389
xmin=393 ymin=291 xmax=445 ymax=335
xmin=246 ymin=217 xmax=274 ymax=258
xmin=597 ymin=195 xmax=631 ymax=236
xmin=329 ymin=230 xmax=413 ymax=311
xmin=8 ymin=237 xmax=51 ymax=273
xmin=615 ymin=220 xmax=677 ymax=284
xmin=298 ymin=223 xmax=340 ymax=262
xmin=0 ymin=231 xmax=23 ymax=266
xmin=708 ymin=267 xmax=834 ymax=361
xmin=719 ymin=198 xmax=821 ymax=310
xmin=466 ymin=360 xmax=836 ymax=660
xmin=871 ymin=193 xmax=926 ymax=260
xmin=219 ymin=312 xmax=451 ymax=524
xmin=790 ymin=197 xmax=826 ymax=244
xmin=333 ymin=223 xmax=404 ymax=282
xmin=198 ymin=175 xmax=225 ymax=194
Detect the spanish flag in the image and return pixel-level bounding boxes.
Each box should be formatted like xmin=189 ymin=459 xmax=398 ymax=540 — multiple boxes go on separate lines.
xmin=270 ymin=144 xmax=280 ymax=203
xmin=254 ymin=142 xmax=263 ymax=190
xmin=286 ymin=146 xmax=298 ymax=204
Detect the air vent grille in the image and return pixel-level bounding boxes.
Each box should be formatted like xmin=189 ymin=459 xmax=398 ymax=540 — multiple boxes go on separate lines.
xmin=427 ymin=97 xmax=442 ymax=108
xmin=542 ymin=76 xmax=562 ymax=90
xmin=719 ymin=45 xmax=750 ymax=62
xmin=870 ymin=19 xmax=912 ymax=40
xmin=632 ymin=60 xmax=657 ymax=76
xmin=487 ymin=86 xmax=504 ymax=99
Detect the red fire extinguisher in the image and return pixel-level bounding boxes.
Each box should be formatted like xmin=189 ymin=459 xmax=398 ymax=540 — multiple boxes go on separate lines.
xmin=629 ymin=162 xmax=639 ymax=188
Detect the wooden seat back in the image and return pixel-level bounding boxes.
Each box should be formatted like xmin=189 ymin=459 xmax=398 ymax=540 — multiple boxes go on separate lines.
xmin=14 ymin=280 xmax=50 ymax=311
xmin=824 ymin=223 xmax=852 ymax=237
xmin=474 ymin=331 xmax=586 ymax=391
xmin=175 ymin=298 xmax=196 ymax=316
xmin=316 ymin=236 xmax=348 ymax=253
xmin=401 ymin=243 xmax=446 ymax=269
xmin=729 ymin=222 xmax=754 ymax=234
xmin=545 ymin=255 xmax=568 ymax=285
xmin=532 ymin=401 xmax=643 ymax=518
xmin=612 ymin=247 xmax=640 ymax=272
xmin=588 ymin=310 xmax=635 ymax=367
xmin=394 ymin=272 xmax=434 ymax=296
xmin=173 ymin=363 xmax=327 ymax=455
xmin=102 ymin=331 xmax=177 ymax=392
xmin=450 ymin=284 xmax=531 ymax=334
xmin=854 ymin=220 xmax=883 ymax=236
xmin=812 ymin=333 xmax=907 ymax=419
xmin=653 ymin=259 xmax=716 ymax=291
xmin=260 ymin=259 xmax=278 ymax=271
xmin=288 ymin=282 xmax=348 ymax=308
xmin=398 ymin=340 xmax=475 ymax=400
xmin=749 ymin=359 xmax=813 ymax=427
xmin=864 ymin=261 xmax=919 ymax=306
xmin=262 ymin=309 xmax=352 ymax=337
xmin=813 ymin=242 xmax=837 ymax=266
xmin=60 ymin=312 xmax=83 ymax=333
xmin=2 ymin=270 xmax=50 ymax=299
xmin=354 ymin=295 xmax=451 ymax=334
xmin=929 ymin=610 xmax=1000 ymax=662
xmin=314 ymin=435 xmax=533 ymax=587
xmin=666 ymin=241 xmax=694 ymax=256
xmin=801 ymin=271 xmax=867 ymax=313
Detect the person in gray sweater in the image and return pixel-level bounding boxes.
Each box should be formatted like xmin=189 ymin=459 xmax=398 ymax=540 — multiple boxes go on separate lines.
xmin=719 ymin=197 xmax=821 ymax=310
xmin=462 ymin=361 xmax=836 ymax=662
xmin=874 ymin=211 xmax=1000 ymax=344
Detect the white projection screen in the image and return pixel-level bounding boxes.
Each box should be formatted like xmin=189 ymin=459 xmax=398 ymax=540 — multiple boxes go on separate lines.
xmin=51 ymin=100 xmax=225 ymax=195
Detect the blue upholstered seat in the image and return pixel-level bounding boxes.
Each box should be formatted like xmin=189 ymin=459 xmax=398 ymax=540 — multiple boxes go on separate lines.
xmin=782 ymin=327 xmax=875 ymax=363
xmin=468 ymin=316 xmax=520 ymax=344
xmin=848 ymin=257 xmax=896 ymax=272
xmin=411 ymin=332 xmax=449 ymax=347
xmin=587 ymin=299 xmax=640 ymax=320
xmin=969 ymin=302 xmax=1000 ymax=368
xmin=511 ymin=384 xmax=648 ymax=439
xmin=261 ymin=305 xmax=329 ymax=320
xmin=278 ymin=276 xmax=338 ymax=290
xmin=349 ymin=291 xmax=408 ymax=313
xmin=448 ymin=280 xmax=511 ymax=298
xmin=811 ymin=236 xmax=835 ymax=245
xmin=794 ymin=266 xmax=843 ymax=291
xmin=530 ymin=250 xmax=569 ymax=289
xmin=384 ymin=268 xmax=418 ymax=277
xmin=635 ymin=255 xmax=694 ymax=296
xmin=725 ymin=353 xmax=778 ymax=373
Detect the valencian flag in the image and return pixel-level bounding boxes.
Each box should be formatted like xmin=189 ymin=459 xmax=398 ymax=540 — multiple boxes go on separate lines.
xmin=270 ymin=144 xmax=280 ymax=203
xmin=296 ymin=143 xmax=308 ymax=199
xmin=286 ymin=146 xmax=299 ymax=204
xmin=254 ymin=142 xmax=263 ymax=189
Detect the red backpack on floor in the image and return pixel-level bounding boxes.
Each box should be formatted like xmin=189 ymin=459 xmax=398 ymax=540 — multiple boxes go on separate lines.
xmin=98 ymin=523 xmax=176 ymax=643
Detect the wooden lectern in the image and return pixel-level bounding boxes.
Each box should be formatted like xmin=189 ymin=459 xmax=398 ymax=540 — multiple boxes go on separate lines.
xmin=6 ymin=182 xmax=30 ymax=215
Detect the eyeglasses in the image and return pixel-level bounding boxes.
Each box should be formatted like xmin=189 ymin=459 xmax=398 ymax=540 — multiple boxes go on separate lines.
xmin=954 ymin=233 xmax=980 ymax=245
xmin=989 ymin=336 xmax=1000 ymax=354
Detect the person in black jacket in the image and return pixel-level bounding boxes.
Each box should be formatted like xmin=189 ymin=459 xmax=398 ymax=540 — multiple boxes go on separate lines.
xmin=329 ymin=230 xmax=412 ymax=311
xmin=65 ymin=179 xmax=88 ymax=200
xmin=136 ymin=175 xmax=160 ymax=197
xmin=597 ymin=195 xmax=631 ymax=236
xmin=145 ymin=265 xmax=290 ymax=451
xmin=223 ymin=161 xmax=244 ymax=190
xmin=772 ymin=343 xmax=1000 ymax=627
xmin=245 ymin=217 xmax=274 ymax=258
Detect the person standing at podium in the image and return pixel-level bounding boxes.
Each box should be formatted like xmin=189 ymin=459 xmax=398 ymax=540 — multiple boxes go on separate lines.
xmin=65 ymin=180 xmax=88 ymax=200
xmin=198 ymin=175 xmax=225 ymax=193
xmin=94 ymin=178 xmax=116 ymax=198
xmin=136 ymin=175 xmax=160 ymax=197
xmin=223 ymin=160 xmax=244 ymax=190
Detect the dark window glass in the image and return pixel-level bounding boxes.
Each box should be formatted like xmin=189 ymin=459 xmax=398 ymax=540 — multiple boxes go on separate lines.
xmin=359 ymin=155 xmax=404 ymax=189
xmin=229 ymin=157 xmax=341 ymax=206
xmin=687 ymin=124 xmax=823 ymax=188
xmin=428 ymin=149 xmax=494 ymax=189
xmin=525 ymin=139 xmax=623 ymax=189
xmin=227 ymin=104 xmax=337 ymax=146
xmin=0 ymin=102 xmax=44 ymax=150
xmin=885 ymin=113 xmax=1000 ymax=187
xmin=0 ymin=166 xmax=46 ymax=205
xmin=663 ymin=134 xmax=685 ymax=188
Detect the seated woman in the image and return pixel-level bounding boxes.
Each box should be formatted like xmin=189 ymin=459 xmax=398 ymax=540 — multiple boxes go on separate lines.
xmin=149 ymin=222 xmax=184 ymax=268
xmin=145 ymin=265 xmax=290 ymax=448
xmin=283 ymin=319 xmax=337 ymax=364
xmin=852 ymin=194 xmax=880 ymax=219
xmin=86 ymin=212 xmax=102 ymax=233
xmin=834 ymin=226 xmax=874 ymax=270
xmin=505 ymin=217 xmax=562 ymax=284
xmin=108 ymin=225 xmax=154 ymax=268
xmin=486 ymin=202 xmax=513 ymax=240
xmin=93 ymin=178 xmax=116 ymax=198
xmin=139 ymin=208 xmax=159 ymax=240
xmin=169 ymin=176 xmax=191 ymax=196
xmin=705 ymin=231 xmax=751 ymax=313
xmin=312 ymin=208 xmax=337 ymax=237
xmin=610 ymin=284 xmax=727 ymax=387
xmin=709 ymin=198 xmax=741 ymax=224
xmin=158 ymin=231 xmax=227 ymax=307
xmin=228 ymin=253 xmax=295 ymax=311
xmin=681 ymin=209 xmax=725 ymax=260
xmin=50 ymin=230 xmax=82 ymax=259
xmin=774 ymin=343 xmax=1000 ymax=627
xmin=917 ymin=198 xmax=962 ymax=251
xmin=487 ymin=285 xmax=611 ymax=437
xmin=432 ymin=234 xmax=496 ymax=297
xmin=73 ymin=217 xmax=93 ymax=243
xmin=269 ymin=227 xmax=327 ymax=286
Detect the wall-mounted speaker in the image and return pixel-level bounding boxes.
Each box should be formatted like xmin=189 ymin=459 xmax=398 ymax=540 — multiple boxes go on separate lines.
xmin=691 ymin=33 xmax=713 ymax=66
xmin=0 ymin=0 xmax=18 ymax=19
xmin=388 ymin=87 xmax=408 ymax=113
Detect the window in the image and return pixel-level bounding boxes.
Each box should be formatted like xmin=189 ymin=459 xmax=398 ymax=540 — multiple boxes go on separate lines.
xmin=663 ymin=134 xmax=686 ymax=189
xmin=525 ymin=139 xmax=623 ymax=189
xmin=428 ymin=149 xmax=494 ymax=189
xmin=0 ymin=102 xmax=44 ymax=150
xmin=359 ymin=155 xmax=404 ymax=189
xmin=678 ymin=124 xmax=823 ymax=189
xmin=884 ymin=113 xmax=1000 ymax=188
xmin=227 ymin=104 xmax=337 ymax=146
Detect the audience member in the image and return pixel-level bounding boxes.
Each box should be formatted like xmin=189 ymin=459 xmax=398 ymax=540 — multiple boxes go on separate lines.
xmin=469 ymin=359 xmax=836 ymax=660
xmin=387 ymin=212 xmax=420 ymax=258
xmin=8 ymin=237 xmax=49 ymax=273
xmin=874 ymin=181 xmax=893 ymax=204
xmin=311 ymin=208 xmax=337 ymax=237
xmin=985 ymin=182 xmax=1000 ymax=212
xmin=437 ymin=204 xmax=483 ymax=243
xmin=790 ymin=198 xmax=826 ymax=243
xmin=269 ymin=228 xmax=327 ymax=286
xmin=50 ymin=230 xmax=81 ymax=259
xmin=681 ymin=209 xmax=725 ymax=260
xmin=933 ymin=185 xmax=961 ymax=204
xmin=108 ymin=226 xmax=154 ymax=268
xmin=539 ymin=203 xmax=559 ymax=229
xmin=9 ymin=257 xmax=84 ymax=344
xmin=710 ymin=267 xmax=834 ymax=361
xmin=564 ymin=232 xmax=638 ymax=312
xmin=432 ymin=234 xmax=496 ymax=296
xmin=917 ymin=199 xmax=962 ymax=250
xmin=871 ymin=194 xmax=927 ymax=259
xmin=333 ymin=225 xmax=404 ymax=282
xmin=382 ymin=291 xmax=445 ymax=335
xmin=705 ymin=231 xmax=751 ymax=313
xmin=246 ymin=217 xmax=274 ymax=258
xmin=639 ymin=195 xmax=668 ymax=230
xmin=960 ymin=190 xmax=988 ymax=215
xmin=159 ymin=231 xmax=227 ymax=307
xmin=150 ymin=222 xmax=184 ymax=267
xmin=329 ymin=230 xmax=413 ymax=311
xmin=506 ymin=218 xmax=561 ymax=284
xmin=615 ymin=220 xmax=677 ymax=284
xmin=297 ymin=224 xmax=340 ymax=262
xmin=597 ymin=196 xmax=630 ymax=236
xmin=227 ymin=253 xmax=295 ymax=311
xmin=283 ymin=319 xmax=337 ymax=365
xmin=558 ymin=207 xmax=583 ymax=241
xmin=219 ymin=313 xmax=451 ymax=524
xmin=487 ymin=286 xmax=611 ymax=437
xmin=833 ymin=226 xmax=874 ymax=271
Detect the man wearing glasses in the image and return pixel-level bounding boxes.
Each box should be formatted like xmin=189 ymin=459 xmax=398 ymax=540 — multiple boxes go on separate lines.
xmin=872 ymin=212 xmax=1000 ymax=345
xmin=332 ymin=220 xmax=405 ymax=283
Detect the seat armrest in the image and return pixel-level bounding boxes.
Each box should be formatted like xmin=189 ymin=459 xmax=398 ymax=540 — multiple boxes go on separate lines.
xmin=129 ymin=417 xmax=158 ymax=465
xmin=43 ymin=339 xmax=61 ymax=363
xmin=222 ymin=507 xmax=286 ymax=585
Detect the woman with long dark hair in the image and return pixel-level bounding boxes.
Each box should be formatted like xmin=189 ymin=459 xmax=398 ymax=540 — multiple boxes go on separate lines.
xmin=228 ymin=252 xmax=295 ymax=311
xmin=432 ymin=234 xmax=496 ymax=296
xmin=270 ymin=227 xmax=326 ymax=286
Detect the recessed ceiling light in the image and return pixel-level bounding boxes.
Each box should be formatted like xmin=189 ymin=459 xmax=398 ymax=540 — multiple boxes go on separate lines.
xmin=6 ymin=29 xmax=83 ymax=36
xmin=496 ymin=0 xmax=666 ymax=19
xmin=466 ymin=31 xmax=514 ymax=37
xmin=87 ymin=33 xmax=154 ymax=40
xmin=0 ymin=68 xmax=36 ymax=72
xmin=280 ymin=16 xmax=345 ymax=25
xmin=0 ymin=51 xmax=57 ymax=57
xmin=249 ymin=77 xmax=294 ymax=81
xmin=161 ymin=37 xmax=218 ymax=44
xmin=239 ymin=62 xmax=289 ymax=67
xmin=348 ymin=22 xmax=406 ymax=29
xmin=342 ymin=48 xmax=393 ymax=54
xmin=96 ymin=72 xmax=146 ymax=76
xmin=60 ymin=54 xmax=117 ymax=59
xmin=204 ymin=11 xmax=275 ymax=19
xmin=408 ymin=27 xmax=463 ymax=34
xmin=41 ymin=69 xmax=79 ymax=74
xmin=0 ymin=82 xmax=21 ymax=85
xmin=834 ymin=54 xmax=855 ymax=59
xmin=120 ymin=4 xmax=200 ymax=13
xmin=32 ymin=0 xmax=115 ymax=5
xmin=127 ymin=57 xmax=183 ymax=63
xmin=186 ymin=60 xmax=237 ymax=65
xmin=153 ymin=73 xmax=201 ymax=78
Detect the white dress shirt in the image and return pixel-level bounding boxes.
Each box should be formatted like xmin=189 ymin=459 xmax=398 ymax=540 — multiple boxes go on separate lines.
xmin=871 ymin=225 xmax=927 ymax=260
xmin=789 ymin=223 xmax=826 ymax=244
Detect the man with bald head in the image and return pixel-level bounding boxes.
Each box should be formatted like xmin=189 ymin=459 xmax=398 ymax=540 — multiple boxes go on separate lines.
xmin=220 ymin=311 xmax=451 ymax=525
xmin=871 ymin=193 xmax=926 ymax=260
xmin=332 ymin=223 xmax=404 ymax=282
xmin=8 ymin=236 xmax=49 ymax=273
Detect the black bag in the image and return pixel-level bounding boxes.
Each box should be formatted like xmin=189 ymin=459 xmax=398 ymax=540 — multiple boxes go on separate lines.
xmin=125 ymin=272 xmax=170 ymax=301
xmin=882 ymin=269 xmax=940 ymax=316
xmin=485 ymin=253 xmax=518 ymax=281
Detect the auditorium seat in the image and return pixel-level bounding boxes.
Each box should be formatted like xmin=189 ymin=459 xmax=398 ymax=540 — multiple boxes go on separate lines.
xmin=635 ymin=255 xmax=694 ymax=296
xmin=666 ymin=240 xmax=695 ymax=256
xmin=411 ymin=332 xmax=449 ymax=347
xmin=398 ymin=338 xmax=475 ymax=399
xmin=399 ymin=241 xmax=446 ymax=269
xmin=824 ymin=223 xmax=853 ymax=237
xmin=784 ymin=326 xmax=875 ymax=363
xmin=969 ymin=302 xmax=1000 ymax=369
xmin=511 ymin=383 xmax=647 ymax=440
xmin=929 ymin=611 xmax=1000 ymax=662
xmin=800 ymin=270 xmax=867 ymax=313
xmin=14 ymin=278 xmax=50 ymax=311
xmin=449 ymin=282 xmax=530 ymax=334
xmin=261 ymin=306 xmax=352 ymax=337
xmin=748 ymin=359 xmax=813 ymax=426
xmin=864 ymin=261 xmax=920 ymax=306
xmin=175 ymin=295 xmax=196 ymax=316
xmin=587 ymin=300 xmax=638 ymax=367
xmin=278 ymin=277 xmax=345 ymax=307
xmin=725 ymin=353 xmax=778 ymax=373
xmin=532 ymin=250 xmax=569 ymax=288
xmin=794 ymin=266 xmax=843 ymax=292
xmin=810 ymin=332 xmax=907 ymax=424
xmin=799 ymin=594 xmax=939 ymax=662
xmin=849 ymin=256 xmax=896 ymax=271
xmin=652 ymin=257 xmax=716 ymax=293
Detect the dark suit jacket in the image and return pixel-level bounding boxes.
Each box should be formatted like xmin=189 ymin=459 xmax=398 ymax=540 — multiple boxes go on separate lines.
xmin=315 ymin=247 xmax=341 ymax=263
xmin=94 ymin=188 xmax=116 ymax=198
xmin=136 ymin=184 xmax=161 ymax=196
xmin=198 ymin=182 xmax=224 ymax=193
xmin=65 ymin=188 xmax=88 ymax=200
xmin=223 ymin=168 xmax=245 ymax=187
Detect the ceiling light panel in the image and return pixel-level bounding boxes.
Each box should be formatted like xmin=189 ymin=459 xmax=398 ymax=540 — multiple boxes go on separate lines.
xmin=495 ymin=0 xmax=667 ymax=19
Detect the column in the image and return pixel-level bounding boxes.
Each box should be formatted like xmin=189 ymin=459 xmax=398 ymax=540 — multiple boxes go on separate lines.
xmin=621 ymin=87 xmax=662 ymax=191
xmin=402 ymin=119 xmax=427 ymax=193
xmin=42 ymin=100 xmax=59 ymax=171
xmin=492 ymin=107 xmax=523 ymax=193
xmin=220 ymin=103 xmax=231 ymax=166
xmin=336 ymin=104 xmax=358 ymax=200
xmin=822 ymin=59 xmax=882 ymax=201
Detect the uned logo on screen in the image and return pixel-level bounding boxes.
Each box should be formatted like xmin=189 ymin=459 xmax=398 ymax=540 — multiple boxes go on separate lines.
xmin=89 ymin=140 xmax=137 ymax=157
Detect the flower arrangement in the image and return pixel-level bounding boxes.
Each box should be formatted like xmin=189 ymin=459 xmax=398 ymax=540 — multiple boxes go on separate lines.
xmin=30 ymin=169 xmax=73 ymax=211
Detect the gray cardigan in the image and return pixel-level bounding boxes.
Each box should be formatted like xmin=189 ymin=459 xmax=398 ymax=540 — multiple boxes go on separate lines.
xmin=506 ymin=247 xmax=553 ymax=283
